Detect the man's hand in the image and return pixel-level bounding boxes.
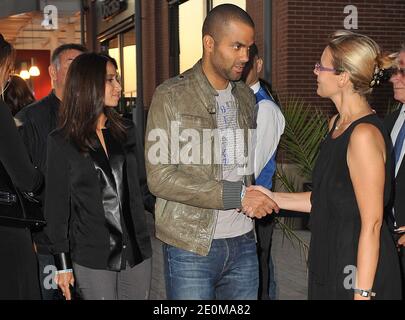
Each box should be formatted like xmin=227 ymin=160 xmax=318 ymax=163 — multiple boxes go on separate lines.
xmin=242 ymin=188 xmax=279 ymax=218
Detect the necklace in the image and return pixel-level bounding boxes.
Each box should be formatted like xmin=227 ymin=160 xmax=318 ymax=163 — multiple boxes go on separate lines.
xmin=335 ymin=120 xmax=352 ymax=130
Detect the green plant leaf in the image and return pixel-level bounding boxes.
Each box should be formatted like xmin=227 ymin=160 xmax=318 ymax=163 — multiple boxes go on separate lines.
xmin=272 ymin=96 xmax=328 ymax=261
xmin=278 ymin=96 xmax=328 ymax=180
xmin=275 ymin=217 xmax=309 ymax=263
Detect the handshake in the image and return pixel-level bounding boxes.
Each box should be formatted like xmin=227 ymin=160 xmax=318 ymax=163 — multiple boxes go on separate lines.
xmin=240 ymin=185 xmax=279 ymax=219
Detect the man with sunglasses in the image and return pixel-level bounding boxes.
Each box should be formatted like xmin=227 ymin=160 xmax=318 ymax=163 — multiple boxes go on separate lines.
xmin=385 ymin=44 xmax=405 ymax=297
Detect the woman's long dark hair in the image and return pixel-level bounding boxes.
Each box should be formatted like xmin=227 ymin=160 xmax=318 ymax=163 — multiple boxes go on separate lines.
xmin=59 ymin=52 xmax=126 ymax=152
xmin=4 ymin=75 xmax=35 ymax=116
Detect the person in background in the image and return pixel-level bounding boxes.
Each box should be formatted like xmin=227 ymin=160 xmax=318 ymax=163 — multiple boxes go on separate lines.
xmin=0 ymin=33 xmax=43 ymax=299
xmin=45 ymin=53 xmax=153 ymax=300
xmin=3 ymin=75 xmax=35 ymax=116
xmin=242 ymin=43 xmax=285 ymax=300
xmin=16 ymin=43 xmax=87 ymax=300
xmin=385 ymin=44 xmax=405 ymax=297
xmin=248 ymin=30 xmax=402 ymax=300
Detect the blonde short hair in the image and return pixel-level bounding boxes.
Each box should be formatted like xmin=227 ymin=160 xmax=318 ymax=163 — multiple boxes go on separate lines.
xmin=328 ymin=30 xmax=394 ymax=96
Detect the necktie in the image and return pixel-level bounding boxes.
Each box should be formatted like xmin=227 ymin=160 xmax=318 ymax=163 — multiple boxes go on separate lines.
xmin=392 ymin=116 xmax=405 ymax=227
xmin=394 ymin=117 xmax=405 ymax=167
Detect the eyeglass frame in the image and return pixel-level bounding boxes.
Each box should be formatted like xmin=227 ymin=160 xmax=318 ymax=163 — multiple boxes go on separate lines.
xmin=314 ymin=62 xmax=343 ymax=74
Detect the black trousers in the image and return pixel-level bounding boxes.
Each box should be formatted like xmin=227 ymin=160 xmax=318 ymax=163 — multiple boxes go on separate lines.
xmin=399 ymin=247 xmax=405 ymax=299
xmin=256 ymin=215 xmax=276 ymax=300
xmin=0 ymin=225 xmax=40 ymax=299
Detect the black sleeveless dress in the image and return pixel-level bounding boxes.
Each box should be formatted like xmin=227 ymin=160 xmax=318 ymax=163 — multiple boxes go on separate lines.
xmin=308 ymin=114 xmax=402 ymax=300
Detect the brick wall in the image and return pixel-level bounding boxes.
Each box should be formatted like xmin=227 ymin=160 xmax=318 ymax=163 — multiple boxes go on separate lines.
xmin=271 ymin=0 xmax=405 ymax=116
xmin=246 ymin=0 xmax=264 ymax=62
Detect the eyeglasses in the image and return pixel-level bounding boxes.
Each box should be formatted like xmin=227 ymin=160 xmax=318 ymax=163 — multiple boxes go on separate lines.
xmin=314 ymin=62 xmax=342 ymax=73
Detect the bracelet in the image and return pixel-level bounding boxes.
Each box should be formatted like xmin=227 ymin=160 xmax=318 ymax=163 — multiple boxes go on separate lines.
xmin=55 ymin=269 xmax=73 ymax=275
xmin=353 ymin=288 xmax=376 ymax=298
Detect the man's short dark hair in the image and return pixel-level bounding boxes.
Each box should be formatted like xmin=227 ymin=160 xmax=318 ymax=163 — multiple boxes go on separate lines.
xmin=202 ymin=4 xmax=254 ymax=40
xmin=249 ymin=43 xmax=259 ymax=60
xmin=51 ymin=43 xmax=87 ymax=69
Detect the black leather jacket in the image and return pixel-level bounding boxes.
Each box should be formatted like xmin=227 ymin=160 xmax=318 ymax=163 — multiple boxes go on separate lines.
xmin=45 ymin=120 xmax=153 ymax=271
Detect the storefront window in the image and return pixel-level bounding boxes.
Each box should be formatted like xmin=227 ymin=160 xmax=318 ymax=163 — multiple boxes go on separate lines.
xmin=179 ymin=1 xmax=246 ymax=73
xmin=179 ymin=0 xmax=206 ymax=73
xmin=212 ymin=0 xmax=246 ymax=9
xmin=123 ymin=29 xmax=136 ymax=98
xmin=108 ymin=36 xmax=121 ymax=76
xmin=103 ymin=29 xmax=136 ymax=115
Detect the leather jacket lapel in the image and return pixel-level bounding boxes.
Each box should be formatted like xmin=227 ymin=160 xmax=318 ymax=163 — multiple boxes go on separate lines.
xmin=89 ymin=132 xmax=124 ymax=271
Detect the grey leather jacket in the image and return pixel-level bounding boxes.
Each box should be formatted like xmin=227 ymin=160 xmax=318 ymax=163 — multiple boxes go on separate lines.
xmin=145 ymin=60 xmax=255 ymax=255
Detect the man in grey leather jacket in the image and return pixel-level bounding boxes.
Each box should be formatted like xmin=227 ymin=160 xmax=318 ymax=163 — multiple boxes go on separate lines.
xmin=145 ymin=4 xmax=278 ymax=300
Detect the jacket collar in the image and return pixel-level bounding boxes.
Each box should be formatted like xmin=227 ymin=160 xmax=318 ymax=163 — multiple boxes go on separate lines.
xmin=191 ymin=60 xmax=237 ymax=114
xmin=49 ymin=90 xmax=61 ymax=104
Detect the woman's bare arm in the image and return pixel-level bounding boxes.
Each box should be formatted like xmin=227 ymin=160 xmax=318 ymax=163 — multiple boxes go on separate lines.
xmin=347 ymin=123 xmax=386 ymax=300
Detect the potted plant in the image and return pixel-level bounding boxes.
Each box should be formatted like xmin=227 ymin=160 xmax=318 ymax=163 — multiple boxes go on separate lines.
xmin=272 ymin=96 xmax=329 ymax=256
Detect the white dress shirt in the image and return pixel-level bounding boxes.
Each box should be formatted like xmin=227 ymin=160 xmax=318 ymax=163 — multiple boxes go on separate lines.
xmin=250 ymin=81 xmax=285 ymax=179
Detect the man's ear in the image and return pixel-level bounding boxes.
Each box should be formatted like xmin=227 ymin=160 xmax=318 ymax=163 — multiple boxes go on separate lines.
xmin=203 ymin=35 xmax=215 ymax=53
xmin=48 ymin=64 xmax=57 ymax=82
xmin=256 ymin=58 xmax=263 ymax=74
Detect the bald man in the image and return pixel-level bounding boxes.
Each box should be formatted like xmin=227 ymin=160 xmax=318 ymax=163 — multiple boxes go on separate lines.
xmin=146 ymin=4 xmax=278 ymax=299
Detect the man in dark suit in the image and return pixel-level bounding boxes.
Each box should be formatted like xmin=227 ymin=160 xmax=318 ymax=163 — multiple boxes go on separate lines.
xmin=385 ymin=45 xmax=405 ymax=294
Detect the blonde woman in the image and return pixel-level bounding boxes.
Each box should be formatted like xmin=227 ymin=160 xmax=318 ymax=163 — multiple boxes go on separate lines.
xmin=248 ymin=31 xmax=402 ymax=300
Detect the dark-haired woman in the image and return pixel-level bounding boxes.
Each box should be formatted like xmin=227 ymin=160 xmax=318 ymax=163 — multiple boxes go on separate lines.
xmin=4 ymin=75 xmax=35 ymax=116
xmin=0 ymin=34 xmax=42 ymax=299
xmin=44 ymin=53 xmax=153 ymax=300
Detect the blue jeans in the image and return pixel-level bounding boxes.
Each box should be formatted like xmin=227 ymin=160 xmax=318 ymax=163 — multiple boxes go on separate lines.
xmin=163 ymin=230 xmax=259 ymax=300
